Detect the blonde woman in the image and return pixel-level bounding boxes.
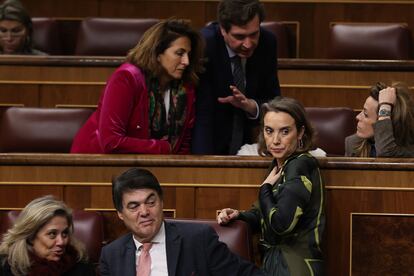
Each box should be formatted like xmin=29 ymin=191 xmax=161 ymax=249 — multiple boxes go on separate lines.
xmin=0 ymin=195 xmax=95 ymax=275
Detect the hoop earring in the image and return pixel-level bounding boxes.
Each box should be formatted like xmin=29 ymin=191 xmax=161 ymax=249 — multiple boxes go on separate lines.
xmin=298 ymin=138 xmax=303 ymax=149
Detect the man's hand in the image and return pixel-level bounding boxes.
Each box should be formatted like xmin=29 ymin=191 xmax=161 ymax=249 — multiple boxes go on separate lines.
xmin=218 ymin=85 xmax=257 ymax=116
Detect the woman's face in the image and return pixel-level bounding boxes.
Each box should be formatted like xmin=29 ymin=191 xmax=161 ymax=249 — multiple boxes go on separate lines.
xmin=32 ymin=215 xmax=70 ymax=262
xmin=264 ymin=111 xmax=304 ymax=166
xmin=0 ymin=20 xmax=27 ymax=54
xmin=157 ymin=36 xmax=191 ymax=83
xmin=356 ymin=96 xmax=378 ymax=139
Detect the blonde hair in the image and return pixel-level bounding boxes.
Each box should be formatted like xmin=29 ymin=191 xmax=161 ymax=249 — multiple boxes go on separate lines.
xmin=126 ymin=18 xmax=204 ymax=84
xmin=0 ymin=196 xmax=87 ymax=276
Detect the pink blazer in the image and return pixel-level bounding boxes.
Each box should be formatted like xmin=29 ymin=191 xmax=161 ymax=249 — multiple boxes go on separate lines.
xmin=71 ymin=63 xmax=195 ymax=154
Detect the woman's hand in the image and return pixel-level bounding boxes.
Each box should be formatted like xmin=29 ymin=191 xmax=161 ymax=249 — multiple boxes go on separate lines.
xmin=217 ymin=208 xmax=239 ymax=225
xmin=261 ymin=166 xmax=282 ymax=186
xmin=378 ymin=87 xmax=396 ymax=121
xmin=378 ymin=87 xmax=397 ymax=105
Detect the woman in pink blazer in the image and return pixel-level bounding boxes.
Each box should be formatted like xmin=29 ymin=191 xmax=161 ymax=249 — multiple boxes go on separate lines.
xmin=71 ymin=19 xmax=204 ymax=154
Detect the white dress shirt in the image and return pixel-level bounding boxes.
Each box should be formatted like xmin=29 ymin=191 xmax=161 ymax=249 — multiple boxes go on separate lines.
xmin=133 ymin=222 xmax=168 ymax=276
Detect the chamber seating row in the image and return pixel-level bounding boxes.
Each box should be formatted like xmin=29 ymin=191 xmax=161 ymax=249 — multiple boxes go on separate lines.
xmin=0 ymin=210 xmax=253 ymax=266
xmin=0 ymin=106 xmax=356 ymax=155
xmin=32 ymin=17 xmax=414 ymax=59
xmin=32 ymin=17 xmax=297 ymax=58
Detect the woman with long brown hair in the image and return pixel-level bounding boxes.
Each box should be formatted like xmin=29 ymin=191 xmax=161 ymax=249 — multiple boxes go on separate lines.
xmin=345 ymin=82 xmax=414 ymax=157
xmin=71 ymin=18 xmax=204 ymax=154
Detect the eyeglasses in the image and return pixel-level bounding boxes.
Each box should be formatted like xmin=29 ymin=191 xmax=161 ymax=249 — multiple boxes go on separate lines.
xmin=0 ymin=27 xmax=26 ymax=39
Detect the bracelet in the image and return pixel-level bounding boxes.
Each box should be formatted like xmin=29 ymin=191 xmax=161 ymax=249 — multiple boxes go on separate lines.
xmin=378 ymin=102 xmax=394 ymax=110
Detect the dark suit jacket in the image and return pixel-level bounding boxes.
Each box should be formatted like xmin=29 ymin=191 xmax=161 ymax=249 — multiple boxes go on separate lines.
xmin=192 ymin=22 xmax=281 ymax=155
xmin=99 ymin=221 xmax=264 ymax=276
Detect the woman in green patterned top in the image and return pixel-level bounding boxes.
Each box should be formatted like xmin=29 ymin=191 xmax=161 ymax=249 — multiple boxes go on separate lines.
xmin=217 ymin=96 xmax=325 ymax=276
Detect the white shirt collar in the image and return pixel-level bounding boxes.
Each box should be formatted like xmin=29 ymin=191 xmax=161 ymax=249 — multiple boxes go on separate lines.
xmin=133 ymin=221 xmax=165 ymax=251
xmin=225 ymin=44 xmax=238 ymax=59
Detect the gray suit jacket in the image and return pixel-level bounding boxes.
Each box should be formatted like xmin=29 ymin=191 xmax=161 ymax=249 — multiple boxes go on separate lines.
xmin=100 ymin=220 xmax=264 ymax=276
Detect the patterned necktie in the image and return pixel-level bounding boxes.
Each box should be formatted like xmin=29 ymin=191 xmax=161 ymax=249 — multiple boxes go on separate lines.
xmin=229 ymin=55 xmax=245 ymax=154
xmin=136 ymin=243 xmax=152 ymax=276
xmin=231 ymin=55 xmax=246 ymax=93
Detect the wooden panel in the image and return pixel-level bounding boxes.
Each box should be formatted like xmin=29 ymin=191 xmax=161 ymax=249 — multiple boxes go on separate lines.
xmin=351 ymin=213 xmax=414 ymax=275
xmin=0 ymin=185 xmax=63 ymax=207
xmin=0 ymin=84 xmax=39 ymax=107
xmin=326 ymin=189 xmax=414 ymax=276
xmin=196 ymin=187 xmax=258 ymax=218
xmin=1 ymin=154 xmax=414 ymax=275
xmin=39 ymin=84 xmax=103 ymax=107
xmin=14 ymin=0 xmax=414 ymax=57
xmin=3 ymin=57 xmax=414 ymax=108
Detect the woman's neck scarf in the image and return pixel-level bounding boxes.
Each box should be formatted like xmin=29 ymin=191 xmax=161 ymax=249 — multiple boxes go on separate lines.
xmin=147 ymin=77 xmax=188 ymax=152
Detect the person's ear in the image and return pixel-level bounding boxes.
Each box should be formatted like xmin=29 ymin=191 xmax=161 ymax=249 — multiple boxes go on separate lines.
xmin=117 ymin=211 xmax=124 ymax=221
xmin=298 ymin=125 xmax=305 ymax=140
xmin=220 ymin=26 xmax=227 ymax=37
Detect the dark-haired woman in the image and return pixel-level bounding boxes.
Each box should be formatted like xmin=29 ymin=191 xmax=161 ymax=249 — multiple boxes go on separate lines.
xmin=217 ymin=96 xmax=325 ymax=276
xmin=71 ymin=18 xmax=204 ymax=154
xmin=0 ymin=0 xmax=46 ymax=54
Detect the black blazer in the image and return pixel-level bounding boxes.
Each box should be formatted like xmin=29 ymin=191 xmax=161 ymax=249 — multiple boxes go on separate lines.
xmin=192 ymin=22 xmax=281 ymax=155
xmin=99 ymin=220 xmax=264 ymax=276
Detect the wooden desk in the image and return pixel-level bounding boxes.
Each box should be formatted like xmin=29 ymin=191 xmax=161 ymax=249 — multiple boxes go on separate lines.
xmin=0 ymin=154 xmax=414 ymax=275
xmin=1 ymin=56 xmax=414 ymax=109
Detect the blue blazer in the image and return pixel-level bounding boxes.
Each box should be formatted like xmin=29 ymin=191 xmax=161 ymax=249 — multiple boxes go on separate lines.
xmin=192 ymin=22 xmax=281 ymax=155
xmin=99 ymin=221 xmax=264 ymax=276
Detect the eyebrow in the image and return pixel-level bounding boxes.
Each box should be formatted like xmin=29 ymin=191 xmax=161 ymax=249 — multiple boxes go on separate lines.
xmin=126 ymin=192 xmax=156 ymax=206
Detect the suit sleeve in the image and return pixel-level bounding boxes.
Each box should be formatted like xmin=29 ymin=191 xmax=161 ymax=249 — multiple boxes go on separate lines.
xmin=192 ymin=29 xmax=215 ymax=154
xmin=99 ymin=246 xmax=110 ymax=276
xmin=249 ymin=29 xmax=280 ymax=107
xmin=98 ymin=69 xmax=171 ymax=154
xmin=259 ymin=157 xmax=314 ymax=235
xmin=203 ymin=225 xmax=264 ymax=276
xmin=262 ymin=31 xmax=281 ymax=101
xmin=237 ymin=202 xmax=262 ymax=234
xmin=374 ymin=119 xmax=414 ymax=157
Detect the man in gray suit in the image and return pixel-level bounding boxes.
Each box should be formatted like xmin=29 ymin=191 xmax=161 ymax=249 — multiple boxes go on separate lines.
xmin=99 ymin=167 xmax=264 ymax=276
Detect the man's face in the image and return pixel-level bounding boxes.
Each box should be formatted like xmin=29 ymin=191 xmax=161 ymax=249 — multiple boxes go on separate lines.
xmin=117 ymin=188 xmax=164 ymax=243
xmin=220 ymin=14 xmax=260 ymax=58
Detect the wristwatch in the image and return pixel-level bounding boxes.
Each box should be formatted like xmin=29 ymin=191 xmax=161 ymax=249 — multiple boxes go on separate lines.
xmin=378 ymin=109 xmax=392 ymax=117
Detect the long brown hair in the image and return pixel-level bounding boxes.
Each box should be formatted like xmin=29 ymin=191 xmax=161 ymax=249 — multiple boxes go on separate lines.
xmin=354 ymin=82 xmax=414 ymax=157
xmin=126 ymin=18 xmax=204 ymax=85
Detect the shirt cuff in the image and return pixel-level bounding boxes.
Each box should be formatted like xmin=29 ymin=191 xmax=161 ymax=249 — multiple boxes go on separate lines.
xmin=246 ymin=100 xmax=259 ymax=120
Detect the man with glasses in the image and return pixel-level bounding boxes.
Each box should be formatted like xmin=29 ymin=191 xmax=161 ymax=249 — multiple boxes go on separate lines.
xmin=192 ymin=0 xmax=281 ymax=155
